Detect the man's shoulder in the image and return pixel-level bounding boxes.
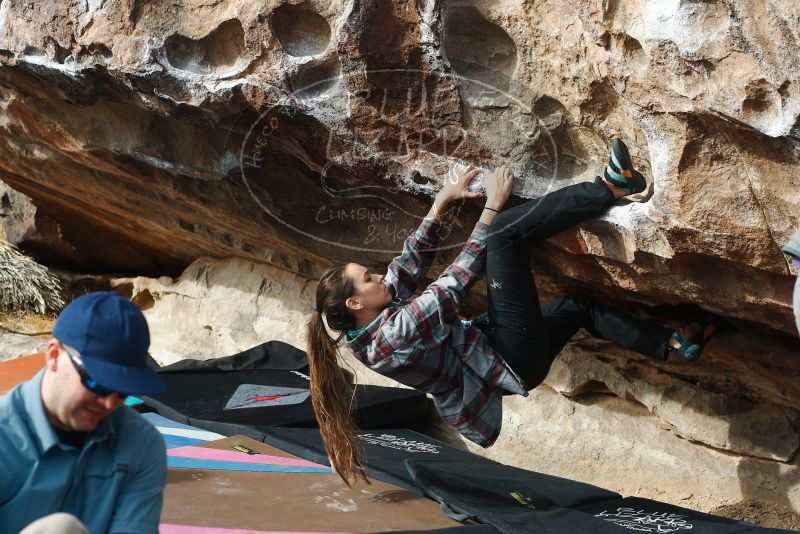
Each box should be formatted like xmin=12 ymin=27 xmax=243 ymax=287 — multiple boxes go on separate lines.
xmin=0 ymin=384 xmax=27 ymax=427
xmin=0 ymin=385 xmax=34 ymax=456
xmin=111 ymin=408 xmax=164 ymax=450
xmin=0 ymin=373 xmax=43 ymax=427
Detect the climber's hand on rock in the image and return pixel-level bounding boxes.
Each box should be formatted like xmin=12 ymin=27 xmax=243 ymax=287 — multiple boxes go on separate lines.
xmin=484 ymin=165 xmax=514 ymax=211
xmin=435 ymin=163 xmax=483 ymax=206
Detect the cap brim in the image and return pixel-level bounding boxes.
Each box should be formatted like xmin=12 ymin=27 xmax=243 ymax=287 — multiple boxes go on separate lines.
xmin=82 ymin=355 xmax=166 ymax=396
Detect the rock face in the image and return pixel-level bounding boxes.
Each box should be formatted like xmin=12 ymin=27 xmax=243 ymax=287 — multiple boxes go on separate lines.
xmin=0 ymin=0 xmax=798 ymax=320
xmin=113 ymin=258 xmax=317 ymax=365
xmin=1 ymin=0 xmax=800 ymax=518
xmin=0 ymin=178 xmax=121 ymax=271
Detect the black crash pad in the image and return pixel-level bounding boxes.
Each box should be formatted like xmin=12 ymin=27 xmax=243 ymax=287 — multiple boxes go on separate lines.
xmin=141 ymin=370 xmax=430 ymax=438
xmin=574 ymin=497 xmax=794 ymax=534
xmin=407 ymin=462 xmax=794 ymax=534
xmin=384 ymin=526 xmax=500 ymax=534
xmin=261 ymin=426 xmax=620 ymax=508
xmin=142 ymin=340 xmax=430 ymax=436
xmin=156 ymin=340 xmax=309 ymax=373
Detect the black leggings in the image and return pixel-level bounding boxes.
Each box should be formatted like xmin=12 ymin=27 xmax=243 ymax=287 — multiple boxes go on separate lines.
xmin=481 ymin=179 xmax=671 ymax=388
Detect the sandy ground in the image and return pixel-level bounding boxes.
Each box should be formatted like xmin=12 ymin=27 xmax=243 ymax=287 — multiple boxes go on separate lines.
xmin=0 ymin=311 xmax=52 ymax=361
xmin=712 ymin=501 xmax=800 ymax=531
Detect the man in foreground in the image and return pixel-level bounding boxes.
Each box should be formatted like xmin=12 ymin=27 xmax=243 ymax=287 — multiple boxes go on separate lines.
xmin=0 ymin=291 xmax=167 ymax=534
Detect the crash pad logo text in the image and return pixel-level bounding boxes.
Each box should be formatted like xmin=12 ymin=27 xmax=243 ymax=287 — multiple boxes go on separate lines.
xmin=359 ymin=433 xmax=441 ymax=453
xmin=595 ymin=507 xmax=694 ymax=532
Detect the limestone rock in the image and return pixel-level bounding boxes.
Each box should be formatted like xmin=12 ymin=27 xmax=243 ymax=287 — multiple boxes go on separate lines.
xmin=0 ymin=0 xmax=797 ymax=331
xmin=0 ymin=180 xmax=88 ymax=270
xmin=0 ymin=180 xmax=35 ymax=244
xmin=546 ymin=346 xmax=799 ymax=462
xmin=112 ymin=257 xmax=318 ymax=366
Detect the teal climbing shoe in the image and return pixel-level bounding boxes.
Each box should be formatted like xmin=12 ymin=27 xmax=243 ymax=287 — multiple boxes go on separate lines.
xmin=604 ymin=138 xmax=647 ymax=195
xmin=669 ymin=320 xmax=716 ymax=362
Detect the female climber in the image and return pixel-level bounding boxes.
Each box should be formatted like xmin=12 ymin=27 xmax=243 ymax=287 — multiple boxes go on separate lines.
xmin=307 ymin=139 xmax=716 ymax=484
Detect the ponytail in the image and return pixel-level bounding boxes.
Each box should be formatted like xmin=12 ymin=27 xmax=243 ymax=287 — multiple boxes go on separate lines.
xmin=307 ymin=277 xmax=369 ymax=486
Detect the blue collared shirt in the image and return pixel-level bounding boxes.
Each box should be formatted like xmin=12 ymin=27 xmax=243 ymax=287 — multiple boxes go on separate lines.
xmin=0 ymin=370 xmax=167 ymax=534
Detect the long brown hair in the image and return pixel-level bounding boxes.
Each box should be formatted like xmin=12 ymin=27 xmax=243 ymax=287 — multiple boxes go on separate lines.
xmin=307 ymin=264 xmax=369 ymax=486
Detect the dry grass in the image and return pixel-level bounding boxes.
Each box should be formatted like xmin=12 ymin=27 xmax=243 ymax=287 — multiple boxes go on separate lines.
xmin=0 ymin=239 xmax=65 ymax=315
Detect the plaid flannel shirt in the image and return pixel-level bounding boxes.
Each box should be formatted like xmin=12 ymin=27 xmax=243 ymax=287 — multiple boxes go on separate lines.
xmin=346 ymin=218 xmax=527 ymax=447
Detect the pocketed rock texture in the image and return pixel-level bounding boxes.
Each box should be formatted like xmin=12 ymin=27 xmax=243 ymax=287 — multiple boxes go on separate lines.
xmin=1 ymin=0 xmax=799 ymax=519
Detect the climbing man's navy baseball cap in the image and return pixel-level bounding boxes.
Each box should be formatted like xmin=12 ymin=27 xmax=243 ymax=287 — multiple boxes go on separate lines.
xmin=52 ymin=291 xmax=166 ymax=396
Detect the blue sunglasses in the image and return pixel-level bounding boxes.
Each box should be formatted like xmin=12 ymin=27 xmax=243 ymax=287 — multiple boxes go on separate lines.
xmin=63 ymin=345 xmax=126 ymax=399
